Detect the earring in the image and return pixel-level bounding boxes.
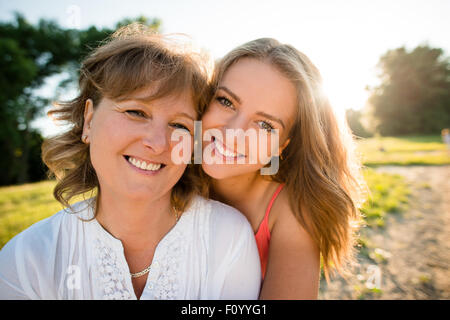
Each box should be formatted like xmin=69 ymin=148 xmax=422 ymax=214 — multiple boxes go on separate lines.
xmin=280 ymin=154 xmax=284 ymax=160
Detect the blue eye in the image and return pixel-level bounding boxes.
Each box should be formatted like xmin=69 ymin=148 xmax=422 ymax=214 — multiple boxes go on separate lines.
xmin=257 ymin=121 xmax=274 ymax=132
xmin=216 ymin=96 xmax=234 ymax=109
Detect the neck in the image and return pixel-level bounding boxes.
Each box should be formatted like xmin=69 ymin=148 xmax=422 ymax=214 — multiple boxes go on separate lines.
xmin=210 ymin=171 xmax=273 ymax=219
xmin=95 ymin=189 xmax=176 ymax=253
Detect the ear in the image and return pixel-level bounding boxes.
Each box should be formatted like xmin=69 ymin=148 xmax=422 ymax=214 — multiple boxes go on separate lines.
xmin=279 ymin=137 xmax=290 ymax=155
xmin=82 ymin=99 xmax=94 ymax=143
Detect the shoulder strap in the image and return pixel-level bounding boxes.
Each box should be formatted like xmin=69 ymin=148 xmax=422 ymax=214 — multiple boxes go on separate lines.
xmin=262 ymin=184 xmax=285 ymax=224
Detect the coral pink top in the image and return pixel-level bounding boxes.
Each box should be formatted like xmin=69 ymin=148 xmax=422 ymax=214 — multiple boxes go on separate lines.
xmin=254 ymin=184 xmax=284 ymax=279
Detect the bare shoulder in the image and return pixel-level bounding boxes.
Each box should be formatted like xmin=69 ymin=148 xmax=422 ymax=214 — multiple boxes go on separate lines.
xmin=261 ymin=188 xmax=321 ymax=299
xmin=270 ymin=189 xmax=318 ymax=255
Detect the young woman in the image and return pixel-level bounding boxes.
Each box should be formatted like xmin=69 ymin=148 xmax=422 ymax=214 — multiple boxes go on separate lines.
xmin=0 ymin=25 xmax=261 ymax=300
xmin=201 ymin=38 xmax=366 ymax=299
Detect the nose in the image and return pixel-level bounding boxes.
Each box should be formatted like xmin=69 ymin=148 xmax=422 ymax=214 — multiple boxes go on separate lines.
xmin=142 ymin=123 xmax=170 ymax=154
xmin=221 ymin=113 xmax=251 ymax=152
xmin=223 ymin=113 xmax=249 ymax=132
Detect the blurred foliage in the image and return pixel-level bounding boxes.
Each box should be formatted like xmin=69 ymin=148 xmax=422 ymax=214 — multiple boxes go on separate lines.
xmin=366 ymin=45 xmax=450 ymax=136
xmin=0 ymin=13 xmax=160 ymax=186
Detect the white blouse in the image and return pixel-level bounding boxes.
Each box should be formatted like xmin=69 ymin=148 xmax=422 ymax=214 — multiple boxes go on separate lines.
xmin=0 ymin=196 xmax=261 ymax=300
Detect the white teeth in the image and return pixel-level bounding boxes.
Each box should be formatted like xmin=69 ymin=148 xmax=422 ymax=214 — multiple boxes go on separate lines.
xmin=214 ymin=139 xmax=242 ymax=158
xmin=147 ymin=163 xmax=160 ymax=171
xmin=128 ymin=157 xmax=162 ymax=171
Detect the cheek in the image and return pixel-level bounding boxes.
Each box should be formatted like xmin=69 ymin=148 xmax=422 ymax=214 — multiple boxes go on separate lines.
xmin=202 ymin=160 xmax=264 ymax=180
xmin=246 ymin=131 xmax=277 ymax=163
xmin=89 ymin=116 xmax=134 ymax=168
xmin=92 ymin=113 xmax=130 ymax=143
xmin=167 ymin=162 xmax=189 ymax=189
xmin=201 ymin=111 xmax=213 ymax=130
xmin=201 ymin=103 xmax=223 ymax=129
xmin=168 ymin=134 xmax=193 ymax=164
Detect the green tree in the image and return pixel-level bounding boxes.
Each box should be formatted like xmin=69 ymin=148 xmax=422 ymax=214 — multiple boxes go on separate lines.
xmin=0 ymin=13 xmax=160 ymax=185
xmin=367 ymin=45 xmax=450 ymax=136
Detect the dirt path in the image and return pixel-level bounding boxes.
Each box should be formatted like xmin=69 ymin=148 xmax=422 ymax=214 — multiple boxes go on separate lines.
xmin=318 ymin=165 xmax=450 ymax=299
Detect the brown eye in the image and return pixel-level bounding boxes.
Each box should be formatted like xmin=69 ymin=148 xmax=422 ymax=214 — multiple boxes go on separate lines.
xmin=125 ymin=110 xmax=147 ymax=118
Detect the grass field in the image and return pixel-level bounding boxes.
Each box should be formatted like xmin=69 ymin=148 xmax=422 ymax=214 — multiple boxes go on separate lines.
xmin=0 ymin=135 xmax=447 ymax=249
xmin=0 ymin=180 xmax=61 ymax=248
xmin=357 ymin=135 xmax=450 ymax=166
xmin=360 ymin=169 xmax=410 ymax=228
xmin=0 ymin=181 xmax=89 ymax=248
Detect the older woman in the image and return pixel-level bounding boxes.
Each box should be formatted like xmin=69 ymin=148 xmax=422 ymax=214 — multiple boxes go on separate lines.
xmin=0 ymin=25 xmax=261 ymax=300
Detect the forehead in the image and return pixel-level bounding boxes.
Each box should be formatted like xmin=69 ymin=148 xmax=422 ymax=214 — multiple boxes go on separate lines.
xmin=220 ymin=58 xmax=297 ymax=126
xmin=120 ymin=85 xmax=197 ymax=116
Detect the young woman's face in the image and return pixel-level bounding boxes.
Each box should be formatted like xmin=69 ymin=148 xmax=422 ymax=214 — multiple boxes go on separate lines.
xmin=201 ymin=57 xmax=297 ymax=180
xmin=83 ymin=87 xmax=196 ymax=202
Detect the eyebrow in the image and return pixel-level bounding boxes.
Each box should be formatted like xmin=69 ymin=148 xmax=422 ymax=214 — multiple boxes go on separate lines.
xmin=217 ymin=86 xmax=241 ymax=104
xmin=217 ymin=86 xmax=285 ymax=129
xmin=174 ymin=112 xmax=195 ymax=122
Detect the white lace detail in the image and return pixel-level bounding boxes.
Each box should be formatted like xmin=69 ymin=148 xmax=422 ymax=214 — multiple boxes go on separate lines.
xmin=94 ymin=238 xmax=132 ymax=300
xmin=92 ymin=196 xmax=206 ymax=300
xmin=146 ymin=198 xmax=204 ymax=300
xmin=147 ymin=230 xmax=185 ymax=299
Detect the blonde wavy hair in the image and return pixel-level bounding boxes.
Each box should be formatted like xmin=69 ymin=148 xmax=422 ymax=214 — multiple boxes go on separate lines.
xmin=211 ymin=38 xmax=368 ymax=281
xmin=42 ymin=24 xmax=212 ymax=216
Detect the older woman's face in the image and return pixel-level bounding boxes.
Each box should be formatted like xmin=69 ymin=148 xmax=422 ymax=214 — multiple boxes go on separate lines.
xmin=83 ymin=87 xmax=196 ymax=202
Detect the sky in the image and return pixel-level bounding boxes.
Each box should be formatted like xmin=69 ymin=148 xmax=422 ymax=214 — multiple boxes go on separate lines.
xmin=1 ymin=0 xmax=449 ymax=137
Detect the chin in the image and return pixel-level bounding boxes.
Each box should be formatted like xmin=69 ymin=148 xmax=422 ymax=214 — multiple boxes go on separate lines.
xmin=117 ymin=183 xmax=166 ymax=201
xmin=201 ymin=163 xmax=261 ymax=180
xmin=201 ymin=165 xmax=228 ymax=180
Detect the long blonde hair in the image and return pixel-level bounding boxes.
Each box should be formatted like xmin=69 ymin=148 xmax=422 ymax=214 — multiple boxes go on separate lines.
xmin=42 ymin=24 xmax=212 ymax=216
xmin=212 ymin=38 xmax=367 ymax=281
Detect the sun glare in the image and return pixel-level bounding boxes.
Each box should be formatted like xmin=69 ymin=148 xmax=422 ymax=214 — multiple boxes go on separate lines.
xmin=321 ymin=69 xmax=371 ymax=122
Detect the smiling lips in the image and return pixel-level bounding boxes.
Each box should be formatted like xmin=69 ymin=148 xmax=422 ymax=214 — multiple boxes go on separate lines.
xmin=127 ymin=156 xmax=164 ymax=171
xmin=212 ymin=136 xmax=246 ymax=159
xmin=126 ymin=136 xmax=246 ymax=170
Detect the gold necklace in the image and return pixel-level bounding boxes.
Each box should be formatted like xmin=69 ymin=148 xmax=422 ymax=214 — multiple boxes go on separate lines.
xmin=130 ymin=265 xmax=151 ymax=278
xmin=129 ymin=207 xmax=180 ymax=278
